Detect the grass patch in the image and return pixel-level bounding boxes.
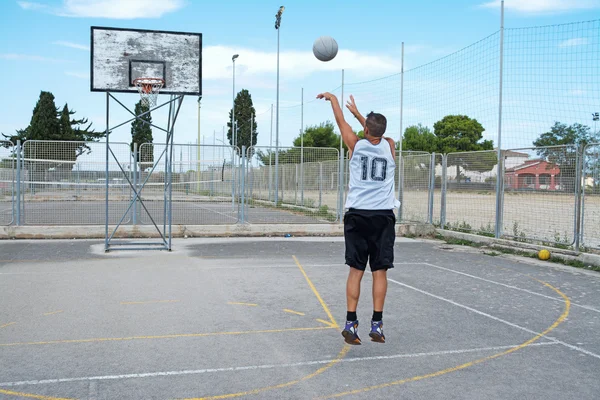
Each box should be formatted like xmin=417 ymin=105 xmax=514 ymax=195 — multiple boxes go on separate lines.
xmin=436 ymin=233 xmax=600 ymax=272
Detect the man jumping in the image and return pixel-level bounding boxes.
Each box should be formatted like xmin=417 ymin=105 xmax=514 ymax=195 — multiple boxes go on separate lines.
xmin=317 ymin=92 xmax=398 ymax=344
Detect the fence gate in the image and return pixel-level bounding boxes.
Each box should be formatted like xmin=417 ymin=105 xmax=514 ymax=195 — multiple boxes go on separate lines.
xmin=21 ymin=140 xmax=132 ymax=225
xmin=245 ymin=146 xmax=340 ymax=224
xmin=0 ymin=141 xmax=16 ymax=226
xmin=582 ymin=143 xmax=600 ymax=250
xmin=139 ymin=143 xmax=240 ymax=226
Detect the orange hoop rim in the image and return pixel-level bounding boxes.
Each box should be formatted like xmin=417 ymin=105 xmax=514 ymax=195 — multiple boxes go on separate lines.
xmin=133 ymin=77 xmax=165 ymax=94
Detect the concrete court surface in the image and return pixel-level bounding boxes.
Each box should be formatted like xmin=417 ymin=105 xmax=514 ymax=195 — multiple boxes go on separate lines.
xmin=0 ymin=237 xmax=599 ymax=400
xmin=13 ymin=201 xmax=332 ymax=225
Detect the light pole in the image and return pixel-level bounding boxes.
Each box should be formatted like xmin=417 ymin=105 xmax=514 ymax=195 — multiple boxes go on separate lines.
xmin=232 ymin=54 xmax=239 ymax=150
xmin=274 ymin=5 xmax=284 ymax=205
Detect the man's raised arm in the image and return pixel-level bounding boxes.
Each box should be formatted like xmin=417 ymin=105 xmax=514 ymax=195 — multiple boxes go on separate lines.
xmin=317 ymin=92 xmax=358 ymax=152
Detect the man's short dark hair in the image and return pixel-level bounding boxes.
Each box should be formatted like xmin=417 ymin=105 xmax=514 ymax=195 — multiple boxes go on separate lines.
xmin=365 ymin=112 xmax=387 ymax=137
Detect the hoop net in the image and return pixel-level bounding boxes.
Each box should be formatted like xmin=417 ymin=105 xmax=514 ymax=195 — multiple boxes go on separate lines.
xmin=133 ymin=78 xmax=165 ymax=107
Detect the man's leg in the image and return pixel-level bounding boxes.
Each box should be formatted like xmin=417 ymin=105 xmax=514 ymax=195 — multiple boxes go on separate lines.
xmin=368 ymin=212 xmax=395 ymax=343
xmin=342 ymin=211 xmax=367 ymax=345
xmin=342 ymin=267 xmax=364 ymax=345
xmin=346 ymin=267 xmax=365 ymax=316
xmin=372 ymin=269 xmax=388 ymax=313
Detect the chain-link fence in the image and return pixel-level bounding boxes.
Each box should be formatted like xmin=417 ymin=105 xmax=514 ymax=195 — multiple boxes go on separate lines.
xmin=582 ymin=143 xmax=600 ymax=250
xmin=0 ymin=140 xmax=16 ymax=226
xmin=21 ymin=140 xmax=132 ymax=225
xmin=399 ymin=152 xmax=436 ymax=223
xmin=139 ymin=143 xmax=239 ymax=225
xmin=502 ymin=146 xmax=579 ymax=246
xmin=4 ymin=139 xmax=600 ymax=253
xmin=245 ymin=146 xmax=340 ymax=223
xmin=443 ymin=151 xmax=498 ymax=235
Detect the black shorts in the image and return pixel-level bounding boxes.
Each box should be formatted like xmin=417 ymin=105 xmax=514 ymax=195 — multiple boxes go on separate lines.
xmin=343 ymin=208 xmax=396 ymax=272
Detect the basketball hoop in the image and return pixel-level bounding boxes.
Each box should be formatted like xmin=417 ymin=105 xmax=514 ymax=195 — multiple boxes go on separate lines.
xmin=133 ymin=77 xmax=165 ymax=107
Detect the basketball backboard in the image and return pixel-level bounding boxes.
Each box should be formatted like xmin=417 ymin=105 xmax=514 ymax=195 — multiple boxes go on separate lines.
xmin=90 ymin=26 xmax=202 ymax=96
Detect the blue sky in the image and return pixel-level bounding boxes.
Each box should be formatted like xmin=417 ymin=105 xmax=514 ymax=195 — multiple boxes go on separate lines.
xmin=1 ymin=0 xmax=599 ymax=155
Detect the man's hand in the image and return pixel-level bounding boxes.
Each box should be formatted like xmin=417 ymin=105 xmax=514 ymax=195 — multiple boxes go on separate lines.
xmin=318 ymin=91 xmax=357 ymax=152
xmin=346 ymin=95 xmax=366 ymax=129
xmin=317 ymin=92 xmax=338 ymax=102
xmin=345 ymin=95 xmax=359 ymax=116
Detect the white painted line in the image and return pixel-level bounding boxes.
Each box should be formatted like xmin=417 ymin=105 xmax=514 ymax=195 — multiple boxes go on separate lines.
xmin=419 ymin=262 xmax=600 ymax=314
xmin=308 ymin=262 xmax=600 ymax=315
xmin=0 ymin=342 xmax=558 ymax=387
xmin=190 ymin=203 xmax=238 ymax=222
xmin=386 ymin=276 xmax=600 ymax=361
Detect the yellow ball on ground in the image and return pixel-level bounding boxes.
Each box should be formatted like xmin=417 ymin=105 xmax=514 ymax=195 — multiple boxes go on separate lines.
xmin=538 ymin=249 xmax=551 ymax=260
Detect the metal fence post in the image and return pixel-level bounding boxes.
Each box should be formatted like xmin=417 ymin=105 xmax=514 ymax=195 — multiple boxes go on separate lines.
xmin=133 ymin=142 xmax=138 ymax=225
xmin=319 ymin=162 xmax=323 ymax=208
xmin=441 ymin=154 xmax=447 ymax=228
xmin=300 ymin=87 xmax=304 ymax=206
xmin=240 ymin=145 xmax=246 ymax=223
xmin=428 ymin=152 xmax=436 ymax=224
xmin=231 ymin=149 xmax=236 ymax=211
xmin=295 ymin=164 xmax=298 ymax=205
xmin=398 ymin=154 xmax=405 ymax=222
xmin=574 ymin=144 xmax=584 ymax=251
xmin=495 ymin=151 xmax=505 ymax=238
xmin=397 ymin=42 xmax=404 ymax=222
xmin=16 ymin=140 xmax=21 ymax=226
xmin=494 ymin=0 xmax=505 ymax=239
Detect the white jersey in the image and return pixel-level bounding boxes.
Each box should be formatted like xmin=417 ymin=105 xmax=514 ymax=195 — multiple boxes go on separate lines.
xmin=345 ymin=138 xmax=399 ymax=210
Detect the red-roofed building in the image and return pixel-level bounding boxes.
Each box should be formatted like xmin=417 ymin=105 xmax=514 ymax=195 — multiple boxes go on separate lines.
xmin=505 ymin=159 xmax=561 ymax=190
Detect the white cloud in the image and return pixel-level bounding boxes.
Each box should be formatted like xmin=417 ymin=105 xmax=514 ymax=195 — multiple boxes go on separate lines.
xmin=0 ymin=53 xmax=66 ymax=63
xmin=19 ymin=0 xmax=186 ymax=19
xmin=17 ymin=1 xmax=48 ymax=11
xmin=480 ymin=0 xmax=600 ymax=13
xmin=203 ymin=46 xmax=399 ymax=81
xmin=54 ymin=41 xmax=90 ymax=51
xmin=559 ymin=38 xmax=589 ymax=48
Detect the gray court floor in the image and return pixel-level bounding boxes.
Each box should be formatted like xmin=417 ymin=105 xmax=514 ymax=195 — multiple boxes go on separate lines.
xmin=0 ymin=237 xmax=599 ymax=399
xmin=8 ymin=200 xmax=334 ymax=225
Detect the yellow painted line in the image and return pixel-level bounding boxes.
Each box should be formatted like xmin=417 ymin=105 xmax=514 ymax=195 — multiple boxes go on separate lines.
xmin=1 ymin=322 xmax=16 ymax=328
xmin=43 ymin=310 xmax=63 ymax=316
xmin=181 ymin=344 xmax=352 ymax=400
xmin=120 ymin=300 xmax=180 ymax=305
xmin=0 ymin=326 xmax=335 ymax=347
xmin=293 ymin=255 xmax=338 ymax=329
xmin=283 ymin=309 xmax=305 ymax=316
xmin=227 ymin=302 xmax=258 ymax=307
xmin=0 ymin=389 xmax=73 ymax=400
xmin=316 ymin=280 xmax=571 ymax=399
xmin=316 ymin=319 xmax=337 ymax=328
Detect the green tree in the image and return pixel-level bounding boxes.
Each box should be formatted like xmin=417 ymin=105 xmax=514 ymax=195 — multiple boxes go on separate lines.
xmin=255 ymin=121 xmax=367 ymax=166
xmin=292 ymin=122 xmax=339 ymax=148
xmin=402 ymin=124 xmax=437 ymax=153
xmin=131 ymin=100 xmax=154 ymax=164
xmin=433 ymin=115 xmax=496 ymax=180
xmin=227 ymin=89 xmax=257 ymax=154
xmin=2 ymin=92 xmax=101 ymax=178
xmin=533 ymin=121 xmax=598 ymax=191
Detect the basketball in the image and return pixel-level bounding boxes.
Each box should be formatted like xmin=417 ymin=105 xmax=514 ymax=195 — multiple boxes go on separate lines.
xmin=313 ymin=36 xmax=338 ymax=62
xmin=538 ymin=249 xmax=551 ymax=260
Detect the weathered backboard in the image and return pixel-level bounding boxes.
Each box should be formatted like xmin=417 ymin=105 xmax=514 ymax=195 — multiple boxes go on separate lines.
xmin=90 ymin=26 xmax=202 ymax=96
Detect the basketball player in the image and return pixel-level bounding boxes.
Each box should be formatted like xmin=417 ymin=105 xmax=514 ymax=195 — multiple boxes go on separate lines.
xmin=317 ymin=92 xmax=397 ymax=344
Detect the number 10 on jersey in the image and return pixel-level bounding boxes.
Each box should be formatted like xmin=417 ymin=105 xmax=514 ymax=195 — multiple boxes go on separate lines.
xmin=360 ymin=156 xmax=388 ymax=181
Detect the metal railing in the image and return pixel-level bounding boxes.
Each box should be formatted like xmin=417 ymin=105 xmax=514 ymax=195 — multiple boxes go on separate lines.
xmin=582 ymin=143 xmax=600 ymax=250
xmin=0 ymin=140 xmax=16 ymax=226
xmin=3 ymin=140 xmax=600 ymax=252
